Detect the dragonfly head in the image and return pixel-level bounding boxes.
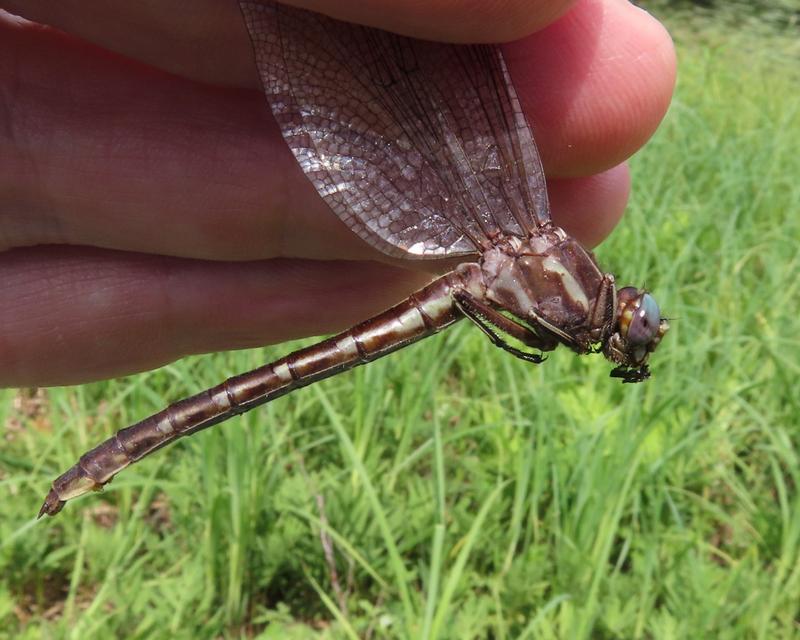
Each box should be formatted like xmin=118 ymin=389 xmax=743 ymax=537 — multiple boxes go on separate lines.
xmin=603 ymin=287 xmax=669 ymax=383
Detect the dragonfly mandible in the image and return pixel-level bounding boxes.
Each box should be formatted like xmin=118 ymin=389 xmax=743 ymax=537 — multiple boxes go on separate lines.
xmin=38 ymin=1 xmax=668 ymax=517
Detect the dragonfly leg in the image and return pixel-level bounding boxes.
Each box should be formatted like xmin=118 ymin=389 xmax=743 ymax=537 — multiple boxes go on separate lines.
xmin=587 ymin=274 xmax=617 ymax=341
xmin=453 ymin=290 xmax=554 ymax=364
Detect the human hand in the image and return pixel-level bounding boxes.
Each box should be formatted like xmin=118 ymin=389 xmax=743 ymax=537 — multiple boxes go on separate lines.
xmin=0 ymin=0 xmax=675 ymax=386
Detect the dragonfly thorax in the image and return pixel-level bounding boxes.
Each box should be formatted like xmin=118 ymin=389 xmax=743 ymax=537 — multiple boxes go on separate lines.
xmin=474 ymin=232 xmax=668 ymax=384
xmin=480 ymin=229 xmax=608 ymax=340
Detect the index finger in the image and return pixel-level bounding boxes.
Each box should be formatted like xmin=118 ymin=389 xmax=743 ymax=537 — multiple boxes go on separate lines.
xmin=2 ymin=0 xmax=577 ymax=88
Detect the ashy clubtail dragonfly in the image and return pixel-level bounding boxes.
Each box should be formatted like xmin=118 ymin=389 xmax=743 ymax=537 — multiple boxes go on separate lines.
xmin=38 ymin=1 xmax=669 ymax=517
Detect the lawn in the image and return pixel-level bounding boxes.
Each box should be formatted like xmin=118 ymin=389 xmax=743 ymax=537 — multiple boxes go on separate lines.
xmin=1 ymin=9 xmax=799 ymax=640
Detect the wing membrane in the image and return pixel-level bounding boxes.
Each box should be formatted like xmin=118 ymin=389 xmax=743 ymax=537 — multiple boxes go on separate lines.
xmin=240 ymin=1 xmax=550 ymax=259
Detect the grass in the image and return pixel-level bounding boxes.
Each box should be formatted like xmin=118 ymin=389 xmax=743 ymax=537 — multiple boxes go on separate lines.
xmin=2 ymin=13 xmax=800 ymax=640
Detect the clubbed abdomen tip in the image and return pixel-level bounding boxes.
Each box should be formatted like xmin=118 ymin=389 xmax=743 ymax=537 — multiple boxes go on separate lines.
xmin=38 ymin=489 xmax=65 ymax=519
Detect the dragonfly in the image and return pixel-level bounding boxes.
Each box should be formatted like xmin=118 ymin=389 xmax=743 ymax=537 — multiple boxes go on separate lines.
xmin=38 ymin=1 xmax=668 ymax=518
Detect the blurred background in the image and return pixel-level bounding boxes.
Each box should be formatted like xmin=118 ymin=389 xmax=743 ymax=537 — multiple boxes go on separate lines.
xmin=1 ymin=2 xmax=799 ymax=638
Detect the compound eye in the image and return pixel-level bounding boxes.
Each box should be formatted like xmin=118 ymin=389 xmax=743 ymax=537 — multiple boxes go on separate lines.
xmin=616 ymin=286 xmax=639 ymax=306
xmin=626 ymin=293 xmax=660 ymax=346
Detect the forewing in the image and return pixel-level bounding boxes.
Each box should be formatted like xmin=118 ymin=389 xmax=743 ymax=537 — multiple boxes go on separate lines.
xmin=240 ymin=1 xmax=550 ymax=259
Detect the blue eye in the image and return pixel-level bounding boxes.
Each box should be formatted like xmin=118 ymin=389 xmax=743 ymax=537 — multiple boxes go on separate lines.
xmin=627 ymin=293 xmax=660 ymax=346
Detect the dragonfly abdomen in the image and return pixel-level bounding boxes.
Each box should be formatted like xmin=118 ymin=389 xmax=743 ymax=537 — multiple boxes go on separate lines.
xmin=39 ymin=268 xmax=476 ymax=517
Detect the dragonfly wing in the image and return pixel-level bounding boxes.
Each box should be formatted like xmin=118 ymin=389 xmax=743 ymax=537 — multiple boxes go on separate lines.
xmin=240 ymin=1 xmax=550 ymax=259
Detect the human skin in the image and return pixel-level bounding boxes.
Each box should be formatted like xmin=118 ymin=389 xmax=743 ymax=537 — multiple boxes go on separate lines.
xmin=0 ymin=0 xmax=676 ymax=386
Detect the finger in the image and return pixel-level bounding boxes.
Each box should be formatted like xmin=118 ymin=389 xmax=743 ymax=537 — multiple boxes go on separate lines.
xmin=0 ymin=167 xmax=629 ymax=388
xmin=1 ymin=0 xmax=256 ymax=88
xmin=3 ymin=17 xmax=631 ymax=260
xmin=0 ymin=246 xmax=431 ymax=387
xmin=276 ymin=0 xmax=577 ymax=42
xmin=549 ymin=163 xmax=630 ymax=249
xmin=1 ymin=16 xmax=372 ymax=262
xmin=505 ymin=0 xmax=676 ymax=176
xmin=5 ymin=0 xmax=674 ymax=178
xmin=3 ymin=0 xmax=575 ymax=88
